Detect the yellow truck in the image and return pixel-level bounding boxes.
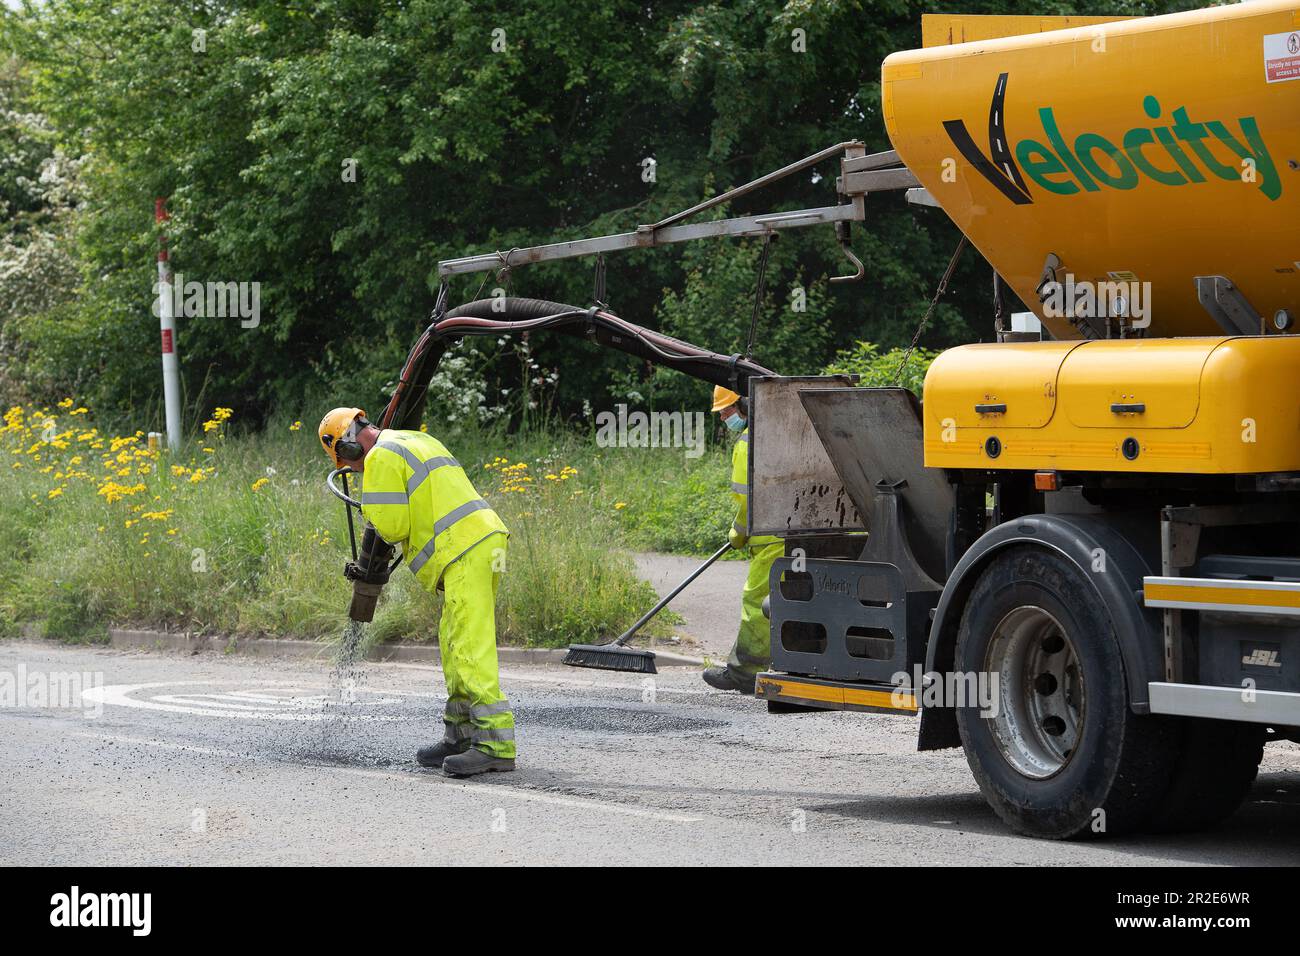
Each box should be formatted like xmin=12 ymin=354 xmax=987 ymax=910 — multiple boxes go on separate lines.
xmin=349 ymin=1 xmax=1300 ymax=839
xmin=753 ymin=0 xmax=1300 ymax=838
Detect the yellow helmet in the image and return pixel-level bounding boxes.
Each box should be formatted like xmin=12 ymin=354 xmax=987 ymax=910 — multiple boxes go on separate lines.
xmin=711 ymin=385 xmax=741 ymax=413
xmin=318 ymin=407 xmax=367 ymax=468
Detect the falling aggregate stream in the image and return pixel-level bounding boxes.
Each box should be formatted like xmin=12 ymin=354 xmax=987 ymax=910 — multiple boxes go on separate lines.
xmin=281 ymin=619 xmax=393 ymax=768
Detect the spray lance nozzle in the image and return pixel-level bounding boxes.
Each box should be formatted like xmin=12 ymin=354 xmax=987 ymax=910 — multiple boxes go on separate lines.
xmin=343 ymin=526 xmax=397 ymax=622
xmin=327 ymin=466 xmax=402 ymax=623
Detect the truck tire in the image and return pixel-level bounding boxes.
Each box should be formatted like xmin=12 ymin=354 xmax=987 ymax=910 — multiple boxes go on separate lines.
xmin=954 ymin=546 xmax=1179 ymax=839
xmin=1149 ymin=719 xmax=1265 ymax=832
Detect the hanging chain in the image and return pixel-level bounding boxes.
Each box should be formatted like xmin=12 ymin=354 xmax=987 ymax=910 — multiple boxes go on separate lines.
xmin=495 ymin=247 xmax=517 ymax=299
xmin=992 ymin=269 xmax=1005 ymax=335
xmin=593 ymin=252 xmax=607 ymax=308
xmin=894 ymin=235 xmax=968 ymax=386
xmin=430 ymin=278 xmax=450 ymax=323
xmin=745 ymin=233 xmax=774 ymax=360
xmin=472 ymin=247 xmax=520 ymax=302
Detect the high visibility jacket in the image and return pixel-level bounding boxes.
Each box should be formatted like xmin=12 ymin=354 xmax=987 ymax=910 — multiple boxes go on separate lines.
xmin=731 ymin=429 xmax=781 ymax=548
xmin=359 ymin=429 xmax=508 ymax=589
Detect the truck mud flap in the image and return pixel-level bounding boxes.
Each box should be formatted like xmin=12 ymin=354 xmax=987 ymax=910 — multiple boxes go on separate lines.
xmin=768 ymin=555 xmax=934 ymax=683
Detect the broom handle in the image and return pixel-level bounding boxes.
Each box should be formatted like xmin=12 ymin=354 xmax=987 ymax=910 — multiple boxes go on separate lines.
xmin=615 ymin=541 xmax=733 ymax=647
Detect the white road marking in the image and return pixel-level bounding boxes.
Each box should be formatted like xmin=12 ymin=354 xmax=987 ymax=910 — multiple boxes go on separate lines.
xmin=151 ymin=693 xmax=327 ymax=712
xmin=73 ymin=732 xmax=703 ymax=824
xmin=80 ymin=680 xmax=437 ymax=721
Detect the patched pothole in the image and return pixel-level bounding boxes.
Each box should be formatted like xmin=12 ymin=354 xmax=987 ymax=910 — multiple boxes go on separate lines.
xmin=517 ymin=705 xmax=727 ymax=736
xmin=286 ymin=750 xmax=401 ymax=769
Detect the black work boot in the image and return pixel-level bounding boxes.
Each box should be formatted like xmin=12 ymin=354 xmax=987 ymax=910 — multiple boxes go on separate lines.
xmin=702 ymin=666 xmax=757 ymax=695
xmin=416 ymin=740 xmax=469 ymax=768
xmin=442 ymin=747 xmax=516 ymax=777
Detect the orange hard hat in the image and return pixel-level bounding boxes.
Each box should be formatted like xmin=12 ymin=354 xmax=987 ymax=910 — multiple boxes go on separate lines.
xmin=318 ymin=407 xmax=367 ymax=468
xmin=711 ymin=386 xmax=741 ymax=413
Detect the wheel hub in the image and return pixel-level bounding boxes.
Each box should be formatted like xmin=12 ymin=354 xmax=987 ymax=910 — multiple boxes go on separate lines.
xmin=983 ymin=605 xmax=1083 ymax=779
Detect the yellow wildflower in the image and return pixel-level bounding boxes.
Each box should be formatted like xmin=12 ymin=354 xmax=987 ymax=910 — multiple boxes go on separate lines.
xmin=98 ymin=480 xmax=146 ymax=503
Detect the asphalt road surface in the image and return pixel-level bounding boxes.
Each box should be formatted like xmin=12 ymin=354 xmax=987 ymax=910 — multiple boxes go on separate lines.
xmin=632 ymin=551 xmax=749 ymax=658
xmin=2 ymin=640 xmax=1298 ymax=866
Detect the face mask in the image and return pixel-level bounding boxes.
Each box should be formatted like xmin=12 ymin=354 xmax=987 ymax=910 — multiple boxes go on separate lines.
xmin=723 ymin=412 xmax=745 ymax=433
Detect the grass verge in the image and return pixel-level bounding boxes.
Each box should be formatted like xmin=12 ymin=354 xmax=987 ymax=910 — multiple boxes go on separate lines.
xmin=1 ymin=402 xmax=735 ymax=647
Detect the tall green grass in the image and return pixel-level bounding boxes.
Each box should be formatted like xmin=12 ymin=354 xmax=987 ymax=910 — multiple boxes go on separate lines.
xmin=0 ymin=403 xmax=733 ymax=646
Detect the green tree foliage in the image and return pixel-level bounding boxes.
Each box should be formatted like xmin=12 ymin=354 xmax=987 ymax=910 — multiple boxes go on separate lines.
xmin=822 ymin=340 xmax=939 ymax=396
xmin=646 ymin=229 xmax=833 ymax=408
xmin=0 ymin=55 xmax=85 ymax=401
xmin=1 ymin=0 xmax=1177 ymax=426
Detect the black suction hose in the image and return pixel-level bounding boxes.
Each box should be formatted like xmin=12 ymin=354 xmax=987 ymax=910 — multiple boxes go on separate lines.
xmin=348 ymin=296 xmax=775 ymax=624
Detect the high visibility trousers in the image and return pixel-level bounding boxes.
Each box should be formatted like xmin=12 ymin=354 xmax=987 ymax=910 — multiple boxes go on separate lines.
xmin=438 ymin=534 xmax=515 ymax=759
xmin=727 ymin=541 xmax=784 ymax=679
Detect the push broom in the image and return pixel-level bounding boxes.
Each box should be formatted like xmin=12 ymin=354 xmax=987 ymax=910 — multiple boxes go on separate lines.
xmin=563 ymin=541 xmax=732 ymax=674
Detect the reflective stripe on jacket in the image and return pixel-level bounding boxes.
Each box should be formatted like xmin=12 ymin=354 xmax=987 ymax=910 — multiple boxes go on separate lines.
xmin=360 ymin=429 xmax=508 ymax=588
xmin=731 ymin=429 xmax=780 ymax=547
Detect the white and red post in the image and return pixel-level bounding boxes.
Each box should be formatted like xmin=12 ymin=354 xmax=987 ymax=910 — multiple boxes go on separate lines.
xmin=156 ymin=198 xmax=181 ymax=451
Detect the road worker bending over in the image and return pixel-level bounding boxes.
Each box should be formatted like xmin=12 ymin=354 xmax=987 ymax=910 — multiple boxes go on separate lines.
xmin=318 ymin=407 xmax=515 ymax=777
xmin=701 ymin=387 xmax=784 ymax=694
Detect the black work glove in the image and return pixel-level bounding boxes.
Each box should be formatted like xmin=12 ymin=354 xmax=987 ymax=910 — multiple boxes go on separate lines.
xmin=343 ymin=560 xmax=391 ymax=586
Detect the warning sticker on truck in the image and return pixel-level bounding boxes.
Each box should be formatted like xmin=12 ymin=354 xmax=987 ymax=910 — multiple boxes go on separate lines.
xmin=1264 ymin=31 xmax=1300 ymax=83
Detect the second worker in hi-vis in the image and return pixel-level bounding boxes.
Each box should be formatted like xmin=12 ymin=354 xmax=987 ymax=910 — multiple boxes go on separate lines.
xmin=702 ymin=386 xmax=784 ymax=695
xmin=318 ymin=407 xmax=515 ymax=777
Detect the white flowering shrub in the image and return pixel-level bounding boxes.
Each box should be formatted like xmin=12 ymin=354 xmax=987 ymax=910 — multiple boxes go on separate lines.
xmin=0 ymin=81 xmax=86 ymax=404
xmin=424 ymin=346 xmax=507 ymax=425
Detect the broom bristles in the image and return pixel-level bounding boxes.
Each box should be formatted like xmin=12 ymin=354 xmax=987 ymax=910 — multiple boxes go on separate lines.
xmin=563 ymin=643 xmax=658 ymax=674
